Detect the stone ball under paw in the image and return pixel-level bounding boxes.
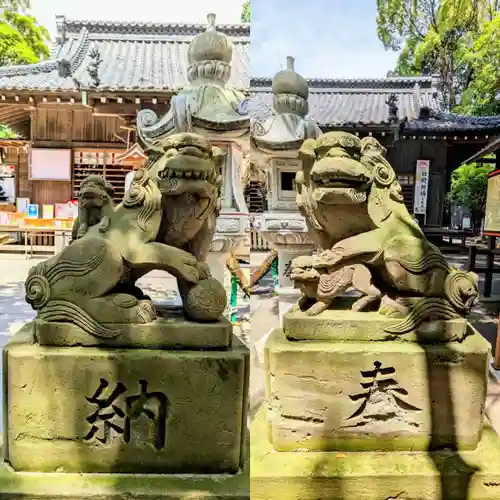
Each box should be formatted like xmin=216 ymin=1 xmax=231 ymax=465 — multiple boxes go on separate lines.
xmin=184 ymin=277 xmax=227 ymax=322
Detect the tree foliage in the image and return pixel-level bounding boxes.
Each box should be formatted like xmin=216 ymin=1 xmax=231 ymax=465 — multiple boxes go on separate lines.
xmin=376 ymin=0 xmax=500 ymax=108
xmin=449 ymin=162 xmax=494 ymax=224
xmin=0 ymin=10 xmax=50 ymax=65
xmin=0 ymin=124 xmax=18 ymax=138
xmin=241 ymin=0 xmax=250 ymax=23
xmin=457 ymin=11 xmax=500 ymax=115
xmin=0 ymin=0 xmax=30 ymax=9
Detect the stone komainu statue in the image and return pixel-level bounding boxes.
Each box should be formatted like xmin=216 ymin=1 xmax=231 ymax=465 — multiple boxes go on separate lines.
xmin=71 ymin=175 xmax=115 ymax=242
xmin=25 ymin=133 xmax=229 ymax=339
xmin=292 ymin=131 xmax=479 ymax=333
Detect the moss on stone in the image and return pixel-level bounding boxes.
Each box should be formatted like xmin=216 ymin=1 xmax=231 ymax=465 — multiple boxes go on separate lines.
xmin=250 ymin=406 xmax=500 ymax=500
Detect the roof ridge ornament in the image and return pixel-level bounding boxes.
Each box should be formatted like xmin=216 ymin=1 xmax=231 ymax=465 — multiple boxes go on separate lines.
xmin=386 ymin=93 xmax=399 ymax=124
xmin=55 ymin=15 xmax=67 ymax=45
xmin=57 ymin=58 xmax=72 ymax=78
xmin=206 ymin=13 xmax=216 ymax=31
xmin=87 ymin=45 xmax=102 ymax=88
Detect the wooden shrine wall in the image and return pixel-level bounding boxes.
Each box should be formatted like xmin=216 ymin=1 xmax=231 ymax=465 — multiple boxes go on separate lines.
xmin=33 ymin=106 xmax=124 ymax=144
xmin=387 ymin=139 xmax=448 ymax=226
xmin=25 ymin=105 xmax=128 ymax=204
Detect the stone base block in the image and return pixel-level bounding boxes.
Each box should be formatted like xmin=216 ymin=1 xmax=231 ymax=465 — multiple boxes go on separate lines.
xmin=0 ymin=453 xmax=249 ymax=499
xmin=265 ymin=328 xmax=489 ymax=452
xmin=251 ymin=406 xmax=500 ymax=500
xmin=4 ymin=326 xmax=249 ymax=474
xmin=283 ymin=308 xmax=468 ymax=343
xmin=35 ymin=305 xmax=233 ymax=349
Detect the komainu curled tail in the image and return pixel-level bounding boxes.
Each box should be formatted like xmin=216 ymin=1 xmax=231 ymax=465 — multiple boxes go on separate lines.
xmin=384 ymin=269 xmax=479 ymax=335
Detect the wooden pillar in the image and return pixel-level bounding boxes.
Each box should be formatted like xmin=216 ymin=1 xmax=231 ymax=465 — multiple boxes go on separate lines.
xmin=494 ymin=316 xmax=500 ymax=370
xmin=484 ymin=236 xmax=496 ymax=298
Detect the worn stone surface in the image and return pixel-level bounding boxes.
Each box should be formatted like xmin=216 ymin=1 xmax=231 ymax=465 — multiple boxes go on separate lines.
xmin=250 ymin=405 xmax=500 ymax=500
xmin=0 ymin=449 xmax=249 ymax=499
xmin=4 ymin=328 xmax=249 ymax=474
xmin=35 ymin=307 xmax=233 ymax=349
xmin=290 ymin=257 xmax=381 ymax=316
xmin=283 ymin=308 xmax=469 ymax=343
xmin=293 ymin=132 xmax=479 ymax=334
xmin=265 ymin=328 xmax=489 ymax=452
xmin=25 ymin=132 xmax=228 ymax=341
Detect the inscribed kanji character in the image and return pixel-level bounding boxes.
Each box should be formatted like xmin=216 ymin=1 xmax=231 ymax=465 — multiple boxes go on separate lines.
xmin=124 ymin=379 xmax=168 ymax=450
xmin=347 ymin=361 xmax=421 ymax=420
xmin=85 ymin=378 xmax=127 ymax=443
xmin=85 ymin=378 xmax=169 ymax=449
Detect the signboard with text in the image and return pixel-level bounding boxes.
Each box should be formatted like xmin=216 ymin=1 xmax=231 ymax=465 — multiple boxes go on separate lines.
xmin=484 ymin=169 xmax=500 ymax=236
xmin=413 ymin=159 xmax=430 ymax=215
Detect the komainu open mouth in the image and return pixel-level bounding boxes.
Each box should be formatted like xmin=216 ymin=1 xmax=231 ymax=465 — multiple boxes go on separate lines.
xmin=161 ymin=147 xmax=216 ymax=183
xmin=163 ymin=164 xmax=214 ymax=181
xmin=310 ymin=156 xmax=372 ymax=190
xmin=311 ymin=171 xmax=370 ymax=188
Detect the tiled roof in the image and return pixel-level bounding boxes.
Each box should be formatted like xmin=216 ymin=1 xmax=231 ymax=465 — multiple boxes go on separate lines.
xmin=249 ymin=77 xmax=500 ymax=133
xmin=0 ymin=16 xmax=249 ymax=92
xmin=249 ymin=76 xmax=442 ymax=127
xmin=403 ymin=110 xmax=500 ymax=134
xmin=1 ymin=17 xmax=499 ymax=134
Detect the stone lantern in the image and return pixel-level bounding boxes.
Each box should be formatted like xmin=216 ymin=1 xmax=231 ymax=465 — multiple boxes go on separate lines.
xmin=251 ymin=56 xmax=321 ymax=316
xmin=137 ymin=13 xmax=250 ymax=283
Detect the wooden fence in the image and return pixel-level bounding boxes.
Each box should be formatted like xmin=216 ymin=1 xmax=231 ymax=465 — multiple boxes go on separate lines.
xmin=2 ymin=227 xmax=273 ymax=254
xmin=250 ymin=229 xmax=271 ymax=251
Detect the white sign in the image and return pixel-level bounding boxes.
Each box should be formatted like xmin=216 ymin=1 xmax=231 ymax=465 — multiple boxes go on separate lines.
xmin=124 ymin=171 xmax=135 ymax=194
xmin=413 ymin=159 xmax=430 ymax=215
xmin=30 ymin=148 xmax=72 ymax=181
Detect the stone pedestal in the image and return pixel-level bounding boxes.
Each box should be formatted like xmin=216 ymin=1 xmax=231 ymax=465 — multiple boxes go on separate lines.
xmin=0 ymin=458 xmax=249 ymax=499
xmin=206 ymin=249 xmax=231 ymax=287
xmin=2 ymin=323 xmax=250 ymax=498
xmin=256 ymin=213 xmax=313 ymax=288
xmin=276 ymin=244 xmax=312 ymax=289
xmin=250 ymin=321 xmax=500 ymax=499
xmin=251 ymin=406 xmax=500 ymax=500
xmin=265 ymin=328 xmax=488 ymax=452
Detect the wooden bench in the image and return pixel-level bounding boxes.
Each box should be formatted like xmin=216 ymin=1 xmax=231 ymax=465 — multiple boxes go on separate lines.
xmin=467 ymin=237 xmax=500 ymax=297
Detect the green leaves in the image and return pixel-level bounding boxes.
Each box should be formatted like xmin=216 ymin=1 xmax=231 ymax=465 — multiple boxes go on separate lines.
xmin=376 ymin=0 xmax=500 ymax=109
xmin=0 ymin=0 xmax=31 ymax=10
xmin=456 ymin=11 xmax=500 ymax=115
xmin=0 ymin=124 xmax=19 ymax=139
xmin=241 ymin=0 xmax=250 ymax=23
xmin=0 ymin=10 xmax=50 ymax=66
xmin=450 ymin=162 xmax=495 ymax=216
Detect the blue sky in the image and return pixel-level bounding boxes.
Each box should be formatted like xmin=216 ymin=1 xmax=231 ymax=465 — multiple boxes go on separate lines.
xmin=251 ymin=0 xmax=400 ymax=78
